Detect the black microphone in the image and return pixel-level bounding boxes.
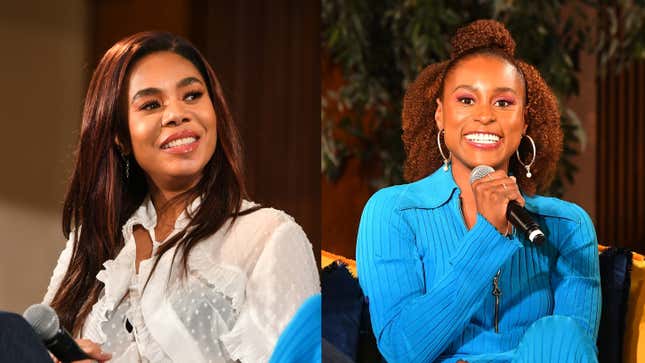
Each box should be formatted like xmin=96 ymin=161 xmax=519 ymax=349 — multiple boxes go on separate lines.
xmin=470 ymin=165 xmax=545 ymax=245
xmin=23 ymin=304 xmax=90 ymax=363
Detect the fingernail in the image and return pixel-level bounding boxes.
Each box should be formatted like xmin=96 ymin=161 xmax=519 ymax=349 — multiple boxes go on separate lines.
xmin=510 ymin=176 xmax=516 ymax=181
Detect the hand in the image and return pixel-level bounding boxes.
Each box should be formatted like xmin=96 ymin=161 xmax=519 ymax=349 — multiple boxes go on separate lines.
xmin=471 ymin=170 xmax=525 ymax=235
xmin=50 ymin=338 xmax=112 ymax=363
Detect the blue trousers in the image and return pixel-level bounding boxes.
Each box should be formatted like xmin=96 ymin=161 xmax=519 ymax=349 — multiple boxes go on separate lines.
xmin=512 ymin=315 xmax=598 ymax=363
xmin=0 ymin=311 xmax=51 ymax=362
xmin=447 ymin=316 xmax=598 ymax=363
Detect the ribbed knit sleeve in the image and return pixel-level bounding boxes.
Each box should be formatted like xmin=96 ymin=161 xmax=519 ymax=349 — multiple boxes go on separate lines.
xmin=549 ymin=205 xmax=601 ymax=340
xmin=269 ymin=294 xmax=321 ymax=363
xmin=356 ymin=188 xmax=523 ymax=363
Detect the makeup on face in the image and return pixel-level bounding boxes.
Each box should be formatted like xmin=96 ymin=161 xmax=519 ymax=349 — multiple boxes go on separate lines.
xmin=126 ymin=51 xmax=218 ymax=189
xmin=436 ymin=55 xmax=526 ymax=172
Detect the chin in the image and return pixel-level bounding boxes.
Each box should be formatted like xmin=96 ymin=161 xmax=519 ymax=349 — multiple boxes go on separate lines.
xmin=464 ymin=158 xmax=507 ymax=170
xmin=165 ymin=167 xmax=204 ymax=179
xmin=158 ymin=164 xmax=206 ymax=184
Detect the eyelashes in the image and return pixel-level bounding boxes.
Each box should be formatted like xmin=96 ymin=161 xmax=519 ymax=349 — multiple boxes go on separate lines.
xmin=184 ymin=91 xmax=203 ymax=102
xmin=457 ymin=96 xmax=475 ymax=105
xmin=137 ymin=90 xmax=204 ymax=111
xmin=140 ymin=100 xmax=161 ymax=111
xmin=494 ymin=99 xmax=515 ymax=107
xmin=454 ymin=95 xmax=516 ymax=107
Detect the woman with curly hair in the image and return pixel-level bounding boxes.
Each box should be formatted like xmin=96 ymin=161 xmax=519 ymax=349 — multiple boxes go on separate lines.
xmin=42 ymin=31 xmax=319 ymax=362
xmin=356 ymin=20 xmax=600 ymax=362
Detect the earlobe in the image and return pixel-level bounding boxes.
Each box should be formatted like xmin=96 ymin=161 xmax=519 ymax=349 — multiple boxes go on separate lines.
xmin=114 ymin=136 xmax=129 ymax=155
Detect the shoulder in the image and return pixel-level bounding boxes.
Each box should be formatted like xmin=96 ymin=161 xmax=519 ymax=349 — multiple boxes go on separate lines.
xmin=358 ymin=182 xmax=426 ymax=242
xmin=190 ymin=200 xmax=314 ymax=275
xmin=365 ymin=183 xmax=411 ymax=211
xmin=363 ymin=169 xmax=457 ymax=217
xmin=360 ymin=185 xmax=412 ymax=233
xmin=364 ymin=176 xmax=432 ymax=213
xmin=211 ymin=200 xmax=310 ymax=256
xmin=233 ymin=200 xmax=302 ymax=236
xmin=524 ymin=194 xmax=592 ymax=227
xmin=524 ymin=195 xmax=596 ymax=251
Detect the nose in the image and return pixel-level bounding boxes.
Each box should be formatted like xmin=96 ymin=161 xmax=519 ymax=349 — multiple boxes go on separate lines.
xmin=474 ymin=103 xmax=495 ymax=124
xmin=161 ymin=100 xmax=190 ymax=127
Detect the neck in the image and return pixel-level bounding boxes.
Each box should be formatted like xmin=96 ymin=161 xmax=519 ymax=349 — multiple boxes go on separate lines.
xmin=147 ymin=177 xmax=200 ymax=226
xmin=451 ymin=161 xmax=476 ymax=214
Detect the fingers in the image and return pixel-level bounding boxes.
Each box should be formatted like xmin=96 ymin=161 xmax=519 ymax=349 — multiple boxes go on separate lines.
xmin=471 ymin=170 xmax=526 ymax=234
xmin=472 ymin=173 xmax=525 ymax=206
xmin=507 ymin=176 xmax=526 ymax=206
xmin=75 ymin=338 xmax=112 ymax=362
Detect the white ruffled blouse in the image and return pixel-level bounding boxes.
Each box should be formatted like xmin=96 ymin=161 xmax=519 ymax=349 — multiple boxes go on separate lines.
xmin=43 ymin=198 xmax=321 ymax=363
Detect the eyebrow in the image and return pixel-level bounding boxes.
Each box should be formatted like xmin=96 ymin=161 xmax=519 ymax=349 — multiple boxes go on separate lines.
xmin=451 ymin=85 xmax=519 ymax=95
xmin=130 ymin=76 xmax=205 ymax=104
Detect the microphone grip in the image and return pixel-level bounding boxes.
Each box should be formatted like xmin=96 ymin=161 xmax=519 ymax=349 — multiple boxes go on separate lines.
xmin=43 ymin=328 xmax=90 ymax=363
xmin=506 ymin=201 xmax=536 ymax=230
xmin=506 ymin=201 xmax=545 ymax=245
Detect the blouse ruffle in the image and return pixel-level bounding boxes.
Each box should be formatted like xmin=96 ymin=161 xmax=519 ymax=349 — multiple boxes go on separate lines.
xmin=44 ymin=197 xmax=320 ymax=363
xmin=83 ymin=240 xmax=135 ymax=343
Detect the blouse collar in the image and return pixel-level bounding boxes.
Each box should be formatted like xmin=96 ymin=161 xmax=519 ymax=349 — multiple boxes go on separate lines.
xmin=398 ymin=165 xmax=459 ymax=210
xmin=126 ymin=195 xmax=202 ymax=234
xmin=398 ymin=165 xmax=549 ymax=218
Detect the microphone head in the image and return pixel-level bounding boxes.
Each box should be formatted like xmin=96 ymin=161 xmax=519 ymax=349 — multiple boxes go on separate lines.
xmin=470 ymin=165 xmax=495 ymax=184
xmin=23 ymin=304 xmax=60 ymax=340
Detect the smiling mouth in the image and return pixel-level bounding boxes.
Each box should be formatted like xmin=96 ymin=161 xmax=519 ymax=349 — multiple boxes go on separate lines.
xmin=464 ymin=133 xmax=501 ymax=145
xmin=161 ymin=136 xmax=199 ymax=149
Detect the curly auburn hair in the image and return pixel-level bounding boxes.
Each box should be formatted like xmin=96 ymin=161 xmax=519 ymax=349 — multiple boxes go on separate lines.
xmin=401 ymin=19 xmax=563 ymax=195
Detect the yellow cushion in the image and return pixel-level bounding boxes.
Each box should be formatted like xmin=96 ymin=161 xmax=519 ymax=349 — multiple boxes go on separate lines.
xmin=321 ymin=250 xmax=357 ymax=277
xmin=600 ymin=245 xmax=644 ymax=362
xmin=624 ymin=257 xmax=645 ymax=363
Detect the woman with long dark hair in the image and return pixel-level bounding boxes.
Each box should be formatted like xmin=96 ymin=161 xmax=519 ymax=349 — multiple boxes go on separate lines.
xmin=43 ymin=31 xmax=319 ymax=362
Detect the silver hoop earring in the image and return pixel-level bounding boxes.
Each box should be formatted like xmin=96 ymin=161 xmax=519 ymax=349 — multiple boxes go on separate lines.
xmin=515 ymin=134 xmax=536 ymax=178
xmin=437 ymin=129 xmax=451 ymax=171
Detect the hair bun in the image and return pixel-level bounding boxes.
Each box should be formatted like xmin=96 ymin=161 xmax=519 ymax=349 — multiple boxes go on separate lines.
xmin=450 ymin=19 xmax=515 ymax=59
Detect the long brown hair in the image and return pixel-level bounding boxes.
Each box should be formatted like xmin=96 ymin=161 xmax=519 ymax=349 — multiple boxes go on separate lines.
xmin=50 ymin=31 xmax=250 ymax=334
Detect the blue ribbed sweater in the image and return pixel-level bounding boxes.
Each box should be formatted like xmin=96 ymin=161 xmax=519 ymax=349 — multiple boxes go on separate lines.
xmin=356 ymin=167 xmax=601 ymax=362
xmin=269 ymin=294 xmax=321 ymax=363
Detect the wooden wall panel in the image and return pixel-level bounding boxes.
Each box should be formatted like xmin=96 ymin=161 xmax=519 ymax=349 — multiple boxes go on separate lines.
xmin=90 ymin=0 xmax=192 ymax=66
xmin=194 ymin=1 xmax=321 ymax=264
xmin=597 ymin=61 xmax=645 ymax=254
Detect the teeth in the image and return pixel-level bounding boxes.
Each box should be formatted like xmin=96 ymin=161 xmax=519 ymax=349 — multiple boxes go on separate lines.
xmin=465 ymin=133 xmax=500 ymax=144
xmin=162 ymin=137 xmax=197 ymax=149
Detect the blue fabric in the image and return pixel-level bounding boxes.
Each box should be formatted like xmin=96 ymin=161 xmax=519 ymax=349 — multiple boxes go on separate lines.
xmin=512 ymin=315 xmax=598 ymax=363
xmin=597 ymin=247 xmax=632 ymax=363
xmin=0 ymin=311 xmax=51 ymax=363
xmin=322 ymin=261 xmax=364 ymax=360
xmin=356 ymin=166 xmax=601 ymax=363
xmin=269 ymin=294 xmax=321 ymax=363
